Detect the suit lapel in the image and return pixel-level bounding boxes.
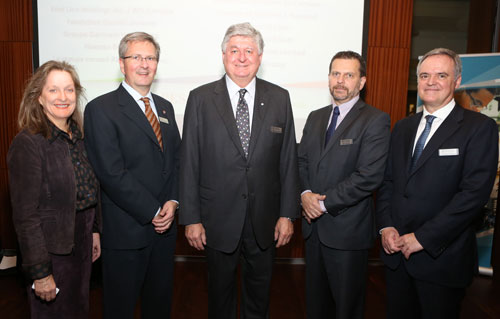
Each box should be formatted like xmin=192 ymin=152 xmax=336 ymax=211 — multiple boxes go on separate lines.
xmin=320 ymin=100 xmax=363 ymax=161
xmin=404 ymin=113 xmax=423 ymax=174
xmin=318 ymin=106 xmax=332 ymax=151
xmin=118 ymin=85 xmax=161 ymax=149
xmin=409 ymin=105 xmax=463 ymax=176
xmin=247 ymin=78 xmax=270 ymax=162
xmin=213 ymin=77 xmax=247 ymax=159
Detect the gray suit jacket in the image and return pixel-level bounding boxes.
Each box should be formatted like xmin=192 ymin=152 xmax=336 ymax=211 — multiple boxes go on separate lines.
xmin=179 ymin=77 xmax=300 ymax=253
xmin=298 ymin=99 xmax=390 ymax=250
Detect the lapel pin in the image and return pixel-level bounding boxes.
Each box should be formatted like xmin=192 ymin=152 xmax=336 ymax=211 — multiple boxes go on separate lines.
xmin=260 ymin=102 xmax=264 ymax=107
xmin=162 ymin=110 xmax=166 ymax=114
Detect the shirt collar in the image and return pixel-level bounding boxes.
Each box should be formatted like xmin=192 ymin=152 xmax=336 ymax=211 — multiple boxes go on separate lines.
xmin=121 ymin=80 xmax=154 ymax=101
xmin=225 ymin=75 xmax=256 ymax=100
xmin=333 ymin=95 xmax=359 ymax=118
xmin=47 ymin=119 xmax=81 ymax=143
xmin=423 ymin=99 xmax=455 ymax=121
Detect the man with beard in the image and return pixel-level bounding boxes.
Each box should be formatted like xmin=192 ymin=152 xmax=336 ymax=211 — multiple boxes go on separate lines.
xmin=298 ymin=51 xmax=391 ymax=319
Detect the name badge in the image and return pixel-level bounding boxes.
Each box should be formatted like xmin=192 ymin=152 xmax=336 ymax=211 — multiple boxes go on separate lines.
xmin=270 ymin=126 xmax=283 ymax=134
xmin=439 ymin=148 xmax=459 ymax=156
xmin=340 ymin=139 xmax=353 ymax=145
xmin=159 ymin=116 xmax=169 ymax=124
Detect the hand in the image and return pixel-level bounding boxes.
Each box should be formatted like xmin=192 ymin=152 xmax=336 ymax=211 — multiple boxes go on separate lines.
xmin=302 ymin=210 xmax=311 ymax=224
xmin=395 ymin=233 xmax=423 ymax=259
xmin=152 ymin=201 xmax=177 ymax=233
xmin=274 ymin=217 xmax=294 ymax=248
xmin=33 ymin=274 xmax=57 ymax=302
xmin=92 ymin=232 xmax=101 ymax=262
xmin=301 ymin=192 xmax=326 ymax=220
xmin=185 ymin=223 xmax=206 ymax=250
xmin=380 ymin=227 xmax=401 ymax=255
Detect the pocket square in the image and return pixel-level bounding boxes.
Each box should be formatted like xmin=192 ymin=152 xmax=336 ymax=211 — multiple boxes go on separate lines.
xmin=439 ymin=148 xmax=459 ymax=156
xmin=270 ymin=126 xmax=283 ymax=134
xmin=340 ymin=139 xmax=353 ymax=145
xmin=159 ymin=116 xmax=169 ymax=124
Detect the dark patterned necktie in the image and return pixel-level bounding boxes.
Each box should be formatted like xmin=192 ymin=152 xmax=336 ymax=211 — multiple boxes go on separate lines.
xmin=236 ymin=89 xmax=250 ymax=158
xmin=325 ymin=106 xmax=340 ymax=147
xmin=140 ymin=97 xmax=163 ymax=150
xmin=410 ymin=115 xmax=436 ymax=170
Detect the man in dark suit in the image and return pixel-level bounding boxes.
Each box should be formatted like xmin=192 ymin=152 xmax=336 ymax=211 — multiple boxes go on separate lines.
xmin=376 ymin=48 xmax=498 ymax=318
xmin=298 ymin=51 xmax=391 ymax=319
xmin=84 ymin=32 xmax=181 ymax=319
xmin=179 ymin=22 xmax=300 ymax=319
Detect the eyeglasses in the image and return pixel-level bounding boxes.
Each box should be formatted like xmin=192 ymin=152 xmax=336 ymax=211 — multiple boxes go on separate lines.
xmin=122 ymin=55 xmax=158 ymax=63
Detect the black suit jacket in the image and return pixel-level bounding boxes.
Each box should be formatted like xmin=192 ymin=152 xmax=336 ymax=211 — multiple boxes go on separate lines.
xmin=84 ymin=84 xmax=181 ymax=249
xmin=298 ymin=99 xmax=391 ymax=249
xmin=179 ymin=77 xmax=300 ymax=253
xmin=376 ymin=104 xmax=498 ymax=288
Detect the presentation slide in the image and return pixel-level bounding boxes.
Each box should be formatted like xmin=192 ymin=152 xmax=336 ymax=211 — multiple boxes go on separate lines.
xmin=37 ymin=0 xmax=366 ymax=137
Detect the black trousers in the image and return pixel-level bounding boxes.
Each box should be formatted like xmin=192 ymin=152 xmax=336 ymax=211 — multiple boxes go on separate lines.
xmin=305 ymin=224 xmax=368 ymax=319
xmin=385 ymin=261 xmax=465 ymax=319
xmin=205 ymin=213 xmax=275 ymax=319
xmin=101 ymin=224 xmax=176 ymax=319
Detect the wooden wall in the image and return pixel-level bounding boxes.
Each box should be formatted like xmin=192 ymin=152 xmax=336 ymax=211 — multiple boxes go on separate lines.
xmin=0 ymin=0 xmax=33 ymax=248
xmin=365 ymin=0 xmax=414 ymax=126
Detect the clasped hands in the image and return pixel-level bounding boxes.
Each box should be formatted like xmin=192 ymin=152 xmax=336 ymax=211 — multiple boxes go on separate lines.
xmin=152 ymin=200 xmax=177 ymax=233
xmin=381 ymin=227 xmax=423 ymax=259
xmin=301 ymin=192 xmax=326 ymax=223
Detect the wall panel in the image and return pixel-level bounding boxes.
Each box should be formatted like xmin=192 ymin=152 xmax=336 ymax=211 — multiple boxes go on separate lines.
xmin=0 ymin=0 xmax=33 ymax=249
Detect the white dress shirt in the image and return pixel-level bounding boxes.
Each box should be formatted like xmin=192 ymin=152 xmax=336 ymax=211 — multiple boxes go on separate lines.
xmin=412 ymin=99 xmax=455 ymax=154
xmin=225 ymin=75 xmax=256 ymax=132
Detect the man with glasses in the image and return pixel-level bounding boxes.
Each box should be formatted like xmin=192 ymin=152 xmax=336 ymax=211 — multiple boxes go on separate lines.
xmin=84 ymin=32 xmax=181 ymax=319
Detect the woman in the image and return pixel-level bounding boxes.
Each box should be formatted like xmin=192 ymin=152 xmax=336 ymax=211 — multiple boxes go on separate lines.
xmin=7 ymin=60 xmax=100 ymax=318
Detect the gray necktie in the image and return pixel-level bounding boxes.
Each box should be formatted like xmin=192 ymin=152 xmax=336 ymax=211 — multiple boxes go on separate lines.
xmin=236 ymin=89 xmax=250 ymax=158
xmin=410 ymin=115 xmax=436 ymax=170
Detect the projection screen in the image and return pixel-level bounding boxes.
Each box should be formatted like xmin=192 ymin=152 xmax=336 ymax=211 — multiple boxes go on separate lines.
xmin=35 ymin=0 xmax=368 ymax=138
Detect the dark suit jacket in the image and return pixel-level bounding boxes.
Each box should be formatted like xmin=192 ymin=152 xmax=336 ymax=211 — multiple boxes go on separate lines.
xmin=179 ymin=77 xmax=300 ymax=253
xmin=376 ymin=104 xmax=498 ymax=288
xmin=84 ymin=84 xmax=181 ymax=249
xmin=8 ymin=129 xmax=98 ymax=279
xmin=298 ymin=99 xmax=391 ymax=250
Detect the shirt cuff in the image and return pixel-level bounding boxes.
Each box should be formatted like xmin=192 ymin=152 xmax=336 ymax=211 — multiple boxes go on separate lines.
xmin=319 ymin=200 xmax=327 ymax=213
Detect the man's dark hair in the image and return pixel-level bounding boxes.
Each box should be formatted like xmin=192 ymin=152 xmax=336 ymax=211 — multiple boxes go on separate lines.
xmin=329 ymin=51 xmax=366 ymax=77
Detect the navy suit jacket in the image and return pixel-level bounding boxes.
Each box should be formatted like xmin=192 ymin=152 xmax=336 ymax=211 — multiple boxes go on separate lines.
xmin=179 ymin=77 xmax=300 ymax=253
xmin=298 ymin=99 xmax=391 ymax=250
xmin=84 ymin=84 xmax=181 ymax=249
xmin=376 ymin=104 xmax=498 ymax=287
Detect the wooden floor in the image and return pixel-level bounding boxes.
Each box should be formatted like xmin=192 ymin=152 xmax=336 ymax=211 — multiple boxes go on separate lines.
xmin=1 ymin=258 xmax=500 ymax=318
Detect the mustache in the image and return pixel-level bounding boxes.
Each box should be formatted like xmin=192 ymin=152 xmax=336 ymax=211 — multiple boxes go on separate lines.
xmin=333 ymin=85 xmax=348 ymax=90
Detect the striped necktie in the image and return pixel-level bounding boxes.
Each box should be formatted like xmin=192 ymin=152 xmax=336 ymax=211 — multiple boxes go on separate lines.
xmin=140 ymin=97 xmax=163 ymax=150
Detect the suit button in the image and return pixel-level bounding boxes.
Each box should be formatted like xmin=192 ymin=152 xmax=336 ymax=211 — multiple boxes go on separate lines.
xmin=246 ymin=167 xmax=250 ymax=172
xmin=242 ymin=194 xmax=247 ymax=200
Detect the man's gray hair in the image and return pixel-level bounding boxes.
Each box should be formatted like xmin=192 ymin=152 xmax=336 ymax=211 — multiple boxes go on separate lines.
xmin=119 ymin=32 xmax=161 ymax=62
xmin=221 ymin=22 xmax=264 ymax=55
xmin=416 ymin=48 xmax=462 ymax=80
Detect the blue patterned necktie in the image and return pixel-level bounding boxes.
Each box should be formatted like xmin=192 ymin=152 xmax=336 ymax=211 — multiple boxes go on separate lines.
xmin=236 ymin=89 xmax=250 ymax=158
xmin=410 ymin=115 xmax=436 ymax=170
xmin=325 ymin=106 xmax=340 ymax=147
